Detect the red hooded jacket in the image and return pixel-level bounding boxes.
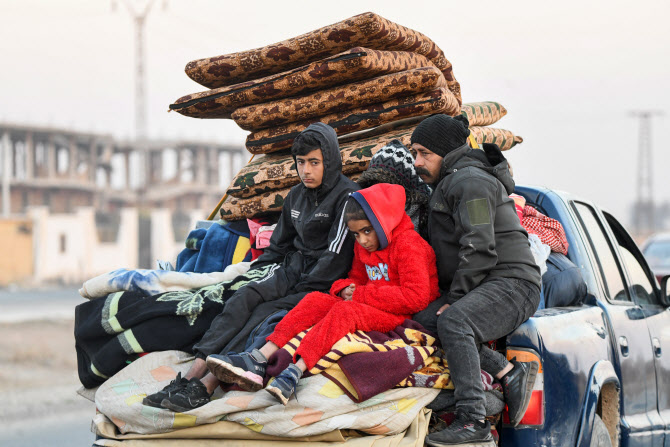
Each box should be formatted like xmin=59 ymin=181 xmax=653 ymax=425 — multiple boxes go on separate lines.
xmin=330 ymin=183 xmax=439 ymax=321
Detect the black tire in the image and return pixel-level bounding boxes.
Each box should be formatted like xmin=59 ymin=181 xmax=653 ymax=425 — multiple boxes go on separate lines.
xmin=590 ymin=414 xmax=613 ymax=447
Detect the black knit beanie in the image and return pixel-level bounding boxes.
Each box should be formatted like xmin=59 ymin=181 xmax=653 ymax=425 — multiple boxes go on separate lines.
xmin=410 ymin=114 xmax=471 ymax=157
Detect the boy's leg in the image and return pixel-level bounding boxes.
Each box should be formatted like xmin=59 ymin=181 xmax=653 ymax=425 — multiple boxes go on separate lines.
xmin=192 ymin=255 xmax=303 ymax=362
xmin=295 ymin=301 xmax=401 ymax=370
xmin=267 ymin=292 xmax=339 ymax=348
xmin=207 ymin=293 xmax=337 ymax=391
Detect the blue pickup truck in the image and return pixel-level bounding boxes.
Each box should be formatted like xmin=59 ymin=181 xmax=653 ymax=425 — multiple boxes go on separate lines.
xmin=500 ymin=186 xmax=670 ymax=447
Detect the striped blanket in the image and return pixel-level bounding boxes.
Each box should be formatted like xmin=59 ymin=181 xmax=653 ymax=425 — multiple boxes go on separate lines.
xmin=266 ymin=319 xmax=495 ymax=403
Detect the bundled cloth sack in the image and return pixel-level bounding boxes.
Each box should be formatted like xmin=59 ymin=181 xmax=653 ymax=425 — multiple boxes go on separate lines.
xmin=170 ymin=48 xmax=433 ymax=119
xmin=183 ymin=12 xmax=461 ymax=105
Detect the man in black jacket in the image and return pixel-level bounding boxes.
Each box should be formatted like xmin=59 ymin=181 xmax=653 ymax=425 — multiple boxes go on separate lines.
xmin=410 ymin=114 xmax=542 ymax=446
xmin=146 ymin=123 xmax=359 ymax=412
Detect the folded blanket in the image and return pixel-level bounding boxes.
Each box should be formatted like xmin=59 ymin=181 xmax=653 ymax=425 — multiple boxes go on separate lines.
xmin=75 ymin=264 xmax=277 ymax=388
xmin=266 ymin=320 xmax=496 ymax=403
xmin=78 ymin=262 xmax=252 ymax=299
xmin=94 ymin=350 xmax=439 ymax=437
xmin=183 ymin=12 xmax=461 ymax=105
xmin=170 ymin=47 xmax=432 ymax=119
xmin=231 ymin=67 xmax=446 ymax=131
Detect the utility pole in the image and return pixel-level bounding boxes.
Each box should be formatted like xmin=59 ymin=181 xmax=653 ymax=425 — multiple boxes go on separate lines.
xmin=629 ymin=110 xmax=663 ymax=235
xmin=113 ymin=0 xmax=166 ymax=268
xmin=112 ymin=0 xmax=166 ymax=187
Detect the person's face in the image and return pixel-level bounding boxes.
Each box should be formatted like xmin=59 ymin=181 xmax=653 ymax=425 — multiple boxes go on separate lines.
xmin=347 ymin=219 xmax=380 ymax=252
xmin=412 ymin=143 xmax=443 ymax=185
xmin=296 ymin=148 xmax=324 ymax=188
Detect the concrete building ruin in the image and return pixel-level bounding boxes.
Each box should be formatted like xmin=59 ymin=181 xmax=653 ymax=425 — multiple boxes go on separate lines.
xmin=0 ymin=122 xmax=245 ymax=285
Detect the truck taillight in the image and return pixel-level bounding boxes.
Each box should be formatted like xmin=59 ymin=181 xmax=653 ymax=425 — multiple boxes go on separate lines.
xmin=503 ymin=348 xmax=544 ymax=427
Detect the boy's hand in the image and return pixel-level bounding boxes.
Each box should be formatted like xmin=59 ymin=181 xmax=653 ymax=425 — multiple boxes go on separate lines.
xmin=340 ymin=284 xmax=355 ymax=301
xmin=436 ymin=303 xmax=450 ymax=315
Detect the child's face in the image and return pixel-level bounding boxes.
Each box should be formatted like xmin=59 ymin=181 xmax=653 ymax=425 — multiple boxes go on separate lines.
xmin=295 ymin=148 xmax=324 ymax=188
xmin=347 ymin=219 xmax=380 ymax=252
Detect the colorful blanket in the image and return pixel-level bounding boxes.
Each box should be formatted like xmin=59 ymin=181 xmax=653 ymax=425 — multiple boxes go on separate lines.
xmin=75 ymin=264 xmax=277 ymax=388
xmin=170 ymin=47 xmax=431 ymax=119
xmin=266 ymin=320 xmax=496 ymax=403
xmin=183 ymin=12 xmax=461 ymax=105
xmin=79 ymin=262 xmax=252 ymax=300
xmin=93 ymin=350 xmax=439 ymax=437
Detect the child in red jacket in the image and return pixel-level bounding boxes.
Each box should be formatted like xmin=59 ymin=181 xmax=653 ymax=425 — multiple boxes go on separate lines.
xmin=206 ymin=183 xmax=439 ymax=405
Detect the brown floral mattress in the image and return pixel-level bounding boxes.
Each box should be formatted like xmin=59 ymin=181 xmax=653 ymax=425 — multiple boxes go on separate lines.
xmin=184 ymin=12 xmax=461 ymax=105
xmin=225 ymin=123 xmax=523 ymax=203
xmin=170 ymin=48 xmax=432 ymax=119
xmin=461 ymin=102 xmax=507 ymax=127
xmin=244 ymin=87 xmax=459 ymax=154
xmin=231 ymin=66 xmax=446 ymax=131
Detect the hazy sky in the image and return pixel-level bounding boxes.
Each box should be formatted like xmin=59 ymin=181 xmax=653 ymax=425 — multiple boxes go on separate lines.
xmin=1 ymin=0 xmax=669 ymax=228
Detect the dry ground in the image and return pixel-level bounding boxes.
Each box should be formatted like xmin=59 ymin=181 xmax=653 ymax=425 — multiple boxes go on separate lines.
xmin=0 ymin=319 xmax=94 ymax=424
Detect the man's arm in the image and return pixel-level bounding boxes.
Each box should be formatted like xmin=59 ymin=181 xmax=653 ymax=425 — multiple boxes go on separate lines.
xmin=447 ymin=176 xmax=499 ymax=301
xmin=253 ymin=189 xmax=298 ymax=268
xmin=293 ymin=197 xmax=355 ymax=293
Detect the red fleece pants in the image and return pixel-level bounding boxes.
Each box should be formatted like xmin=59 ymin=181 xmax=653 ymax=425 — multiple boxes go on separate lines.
xmin=266 ymin=292 xmax=404 ymax=369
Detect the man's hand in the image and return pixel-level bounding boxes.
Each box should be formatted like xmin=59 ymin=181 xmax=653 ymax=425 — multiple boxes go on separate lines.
xmin=436 ymin=303 xmax=450 ymax=315
xmin=340 ymin=284 xmax=355 ymax=301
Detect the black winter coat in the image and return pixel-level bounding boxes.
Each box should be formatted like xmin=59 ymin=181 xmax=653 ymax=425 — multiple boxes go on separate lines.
xmin=427 ymin=143 xmax=541 ymax=303
xmin=254 ymin=122 xmax=359 ymax=293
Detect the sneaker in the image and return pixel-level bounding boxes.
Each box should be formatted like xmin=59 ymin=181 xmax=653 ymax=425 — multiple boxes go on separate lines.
xmin=160 ymin=378 xmax=211 ymax=412
xmin=265 ymin=364 xmax=302 ymax=406
xmin=206 ymin=350 xmax=267 ymax=392
xmin=501 ymin=357 xmax=539 ymax=426
xmin=142 ymin=372 xmax=188 ymax=408
xmin=425 ymin=411 xmax=493 ymax=446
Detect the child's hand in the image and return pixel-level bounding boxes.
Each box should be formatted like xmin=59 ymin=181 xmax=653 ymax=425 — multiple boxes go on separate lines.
xmin=340 ymin=284 xmax=355 ymax=301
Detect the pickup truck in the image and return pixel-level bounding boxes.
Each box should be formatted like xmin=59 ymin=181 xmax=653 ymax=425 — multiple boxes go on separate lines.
xmin=500 ymin=185 xmax=670 ymax=447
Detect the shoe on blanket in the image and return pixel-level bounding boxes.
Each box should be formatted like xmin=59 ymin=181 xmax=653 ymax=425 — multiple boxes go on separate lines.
xmin=160 ymin=378 xmax=211 ymax=412
xmin=425 ymin=411 xmax=493 ymax=446
xmin=206 ymin=349 xmax=267 ymax=392
xmin=501 ymin=357 xmax=539 ymax=426
xmin=142 ymin=372 xmax=188 ymax=408
xmin=265 ymin=363 xmax=302 ymax=406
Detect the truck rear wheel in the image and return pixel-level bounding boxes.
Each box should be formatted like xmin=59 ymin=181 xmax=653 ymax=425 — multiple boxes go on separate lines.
xmin=590 ymin=414 xmax=613 ymax=447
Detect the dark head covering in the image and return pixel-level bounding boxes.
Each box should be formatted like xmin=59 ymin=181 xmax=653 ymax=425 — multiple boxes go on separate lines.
xmin=410 ymin=114 xmax=470 ymax=157
xmin=357 ymin=139 xmax=432 ymax=238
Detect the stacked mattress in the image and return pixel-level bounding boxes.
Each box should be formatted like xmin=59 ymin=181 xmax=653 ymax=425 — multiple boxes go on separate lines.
xmin=169 ymin=12 xmax=523 ymax=220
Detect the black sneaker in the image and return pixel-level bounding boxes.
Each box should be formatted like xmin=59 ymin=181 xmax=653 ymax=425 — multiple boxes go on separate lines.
xmin=265 ymin=364 xmax=302 ymax=406
xmin=425 ymin=411 xmax=493 ymax=446
xmin=501 ymin=357 xmax=539 ymax=426
xmin=160 ymin=378 xmax=211 ymax=412
xmin=142 ymin=372 xmax=188 ymax=408
xmin=206 ymin=349 xmax=267 ymax=392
